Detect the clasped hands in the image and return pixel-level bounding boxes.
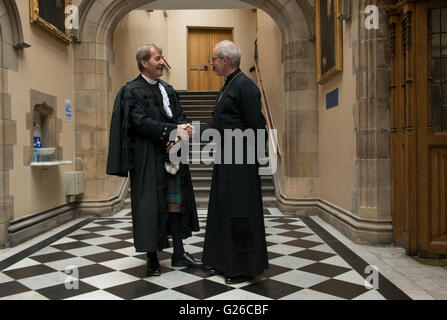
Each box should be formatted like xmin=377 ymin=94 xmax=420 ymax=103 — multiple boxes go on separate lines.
xmin=166 ymin=124 xmax=195 ymax=153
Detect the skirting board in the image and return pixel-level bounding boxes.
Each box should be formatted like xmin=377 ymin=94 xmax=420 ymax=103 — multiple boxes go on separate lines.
xmin=278 ymin=195 xmax=394 ymax=246
xmin=6 ymin=178 xmax=130 ymax=248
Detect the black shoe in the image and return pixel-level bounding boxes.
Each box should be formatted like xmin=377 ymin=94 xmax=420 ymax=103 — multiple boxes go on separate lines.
xmin=146 ymin=259 xmax=161 ymax=277
xmin=208 ymin=268 xmax=223 ymax=276
xmin=172 ymin=252 xmax=204 ymax=268
xmin=224 ymin=276 xmax=252 ymax=285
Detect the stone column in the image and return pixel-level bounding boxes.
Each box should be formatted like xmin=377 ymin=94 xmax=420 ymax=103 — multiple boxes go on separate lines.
xmin=351 ymin=0 xmax=393 ymax=241
xmin=272 ymin=0 xmax=319 ymax=199
xmin=0 ymin=66 xmax=15 ymax=247
xmin=0 ymin=0 xmax=19 ymax=248
xmin=73 ymin=41 xmax=119 ymax=205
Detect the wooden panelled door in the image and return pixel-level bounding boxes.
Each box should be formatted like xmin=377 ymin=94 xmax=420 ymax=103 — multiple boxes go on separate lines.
xmin=187 ymin=28 xmax=233 ymax=91
xmin=390 ymin=0 xmax=447 ymax=257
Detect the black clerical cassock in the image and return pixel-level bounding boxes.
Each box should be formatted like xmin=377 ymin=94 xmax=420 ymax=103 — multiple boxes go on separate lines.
xmin=201 ymin=69 xmax=269 ymax=278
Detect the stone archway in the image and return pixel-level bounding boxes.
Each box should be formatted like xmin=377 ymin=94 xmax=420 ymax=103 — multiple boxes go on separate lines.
xmin=73 ymin=0 xmax=395 ymax=246
xmin=73 ymin=0 xmax=319 ymax=215
xmin=0 ymin=0 xmax=22 ymax=247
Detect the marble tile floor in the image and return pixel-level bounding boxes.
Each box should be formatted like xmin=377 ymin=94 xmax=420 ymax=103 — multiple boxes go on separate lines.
xmin=0 ymin=208 xmax=445 ymax=300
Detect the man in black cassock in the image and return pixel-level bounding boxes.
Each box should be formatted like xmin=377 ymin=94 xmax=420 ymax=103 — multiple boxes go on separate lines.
xmin=201 ymin=40 xmax=269 ymax=284
xmin=107 ymin=44 xmax=203 ymax=277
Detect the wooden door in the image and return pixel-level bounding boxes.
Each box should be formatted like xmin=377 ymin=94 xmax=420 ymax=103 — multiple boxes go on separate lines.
xmin=390 ymin=0 xmax=447 ymax=257
xmin=188 ymin=28 xmax=233 ymax=91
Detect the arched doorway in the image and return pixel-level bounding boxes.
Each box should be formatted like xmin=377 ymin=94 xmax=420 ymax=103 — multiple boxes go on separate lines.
xmin=71 ymin=0 xmax=396 ymax=248
xmin=73 ymin=0 xmax=319 ymax=216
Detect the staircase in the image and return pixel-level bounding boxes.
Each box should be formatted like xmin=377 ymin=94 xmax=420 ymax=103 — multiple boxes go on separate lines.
xmin=178 ymin=91 xmax=277 ymax=209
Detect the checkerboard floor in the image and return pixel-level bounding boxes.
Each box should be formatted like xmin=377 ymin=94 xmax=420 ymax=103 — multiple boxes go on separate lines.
xmin=0 ymin=210 xmax=411 ymax=300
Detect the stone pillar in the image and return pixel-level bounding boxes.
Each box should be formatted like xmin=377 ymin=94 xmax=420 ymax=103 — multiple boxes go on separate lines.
xmin=0 ymin=67 xmax=15 ymax=248
xmin=73 ymin=42 xmax=119 ymax=203
xmin=275 ymin=0 xmax=319 ymax=199
xmin=351 ymin=0 xmax=393 ymax=240
xmin=0 ymin=0 xmax=19 ymax=248
xmin=283 ymin=40 xmax=319 ymax=182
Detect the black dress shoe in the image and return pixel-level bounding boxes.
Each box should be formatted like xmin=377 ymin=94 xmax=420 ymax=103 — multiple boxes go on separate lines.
xmin=225 ymin=276 xmax=252 ymax=285
xmin=208 ymin=268 xmax=223 ymax=276
xmin=172 ymin=252 xmax=204 ymax=268
xmin=146 ymin=259 xmax=161 ymax=277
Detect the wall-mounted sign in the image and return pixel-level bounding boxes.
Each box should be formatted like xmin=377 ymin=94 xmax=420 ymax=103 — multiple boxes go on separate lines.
xmin=326 ymin=89 xmax=339 ymax=109
xmin=65 ymin=99 xmax=72 ymax=121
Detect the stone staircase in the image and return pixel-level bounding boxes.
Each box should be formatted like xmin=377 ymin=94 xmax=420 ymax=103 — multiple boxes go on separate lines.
xmin=125 ymin=91 xmax=277 ymax=210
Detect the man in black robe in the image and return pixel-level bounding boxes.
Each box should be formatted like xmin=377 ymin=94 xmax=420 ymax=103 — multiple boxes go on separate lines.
xmin=107 ymin=44 xmax=203 ymax=277
xmin=201 ymin=40 xmax=269 ymax=284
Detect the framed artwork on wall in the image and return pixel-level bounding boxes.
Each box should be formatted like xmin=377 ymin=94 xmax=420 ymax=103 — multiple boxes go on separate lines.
xmin=30 ymin=0 xmax=72 ymax=45
xmin=316 ymin=0 xmax=344 ymax=84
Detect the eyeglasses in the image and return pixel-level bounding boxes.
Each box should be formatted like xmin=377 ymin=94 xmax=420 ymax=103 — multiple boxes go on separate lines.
xmin=211 ymin=56 xmax=222 ymax=62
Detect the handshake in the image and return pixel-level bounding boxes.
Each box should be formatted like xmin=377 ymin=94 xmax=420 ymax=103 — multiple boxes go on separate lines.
xmin=166 ymin=124 xmax=195 ymax=153
xmin=177 ymin=124 xmax=195 ymax=140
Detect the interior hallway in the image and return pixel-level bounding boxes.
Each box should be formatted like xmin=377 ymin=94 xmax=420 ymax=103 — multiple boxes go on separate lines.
xmin=1 ymin=209 xmax=445 ymax=300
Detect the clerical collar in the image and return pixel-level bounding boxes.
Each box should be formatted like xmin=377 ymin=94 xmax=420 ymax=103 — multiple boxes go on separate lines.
xmin=224 ymin=69 xmax=242 ymax=83
xmin=141 ymin=73 xmax=159 ymax=85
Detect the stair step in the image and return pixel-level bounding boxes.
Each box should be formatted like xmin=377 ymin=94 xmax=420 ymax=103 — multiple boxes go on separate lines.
xmin=177 ymin=91 xmax=219 ymax=95
xmin=186 ymin=118 xmax=213 ymax=123
xmin=184 ymin=109 xmax=214 ymax=114
xmin=184 ymin=111 xmax=213 ymax=117
xmin=191 ymin=175 xmax=273 ymax=181
xmin=181 ymin=105 xmax=215 ymax=109
xmin=179 ymin=95 xmax=217 ymax=100
xmin=181 ymin=100 xmax=217 ymax=105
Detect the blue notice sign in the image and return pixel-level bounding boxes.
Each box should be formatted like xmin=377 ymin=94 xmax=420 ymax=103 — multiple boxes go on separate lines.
xmin=65 ymin=99 xmax=72 ymax=121
xmin=326 ymin=89 xmax=339 ymax=109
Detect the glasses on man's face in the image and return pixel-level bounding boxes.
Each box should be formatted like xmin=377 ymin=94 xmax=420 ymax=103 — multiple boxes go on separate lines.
xmin=153 ymin=55 xmax=165 ymax=62
xmin=211 ymin=56 xmax=221 ymax=63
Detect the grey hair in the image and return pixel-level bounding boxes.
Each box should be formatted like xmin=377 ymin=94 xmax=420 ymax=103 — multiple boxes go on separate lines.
xmin=216 ymin=40 xmax=241 ymax=68
xmin=136 ymin=44 xmax=163 ymax=72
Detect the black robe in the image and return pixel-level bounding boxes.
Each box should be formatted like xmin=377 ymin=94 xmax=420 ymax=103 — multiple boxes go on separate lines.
xmin=201 ymin=70 xmax=269 ymax=277
xmin=107 ymin=75 xmax=200 ymax=253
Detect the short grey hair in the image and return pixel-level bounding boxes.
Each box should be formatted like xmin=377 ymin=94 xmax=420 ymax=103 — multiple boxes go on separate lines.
xmin=136 ymin=44 xmax=163 ymax=72
xmin=216 ymin=40 xmax=241 ymax=68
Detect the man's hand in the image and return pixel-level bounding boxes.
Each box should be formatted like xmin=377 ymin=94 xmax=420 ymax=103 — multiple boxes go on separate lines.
xmin=186 ymin=124 xmax=195 ymax=138
xmin=166 ymin=138 xmax=180 ymax=153
xmin=177 ymin=124 xmax=195 ymax=140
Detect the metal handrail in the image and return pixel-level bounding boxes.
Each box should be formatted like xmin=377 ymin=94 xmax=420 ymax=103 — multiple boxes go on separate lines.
xmin=254 ymin=60 xmax=282 ymax=158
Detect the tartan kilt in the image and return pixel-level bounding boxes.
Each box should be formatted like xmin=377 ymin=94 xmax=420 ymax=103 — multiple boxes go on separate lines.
xmin=166 ymin=173 xmax=182 ymax=205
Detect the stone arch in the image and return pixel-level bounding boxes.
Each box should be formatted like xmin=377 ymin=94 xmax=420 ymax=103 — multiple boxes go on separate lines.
xmin=73 ymin=0 xmax=318 ymax=218
xmin=77 ymin=0 xmax=315 ymax=44
xmin=0 ymin=0 xmax=20 ymax=247
xmin=0 ymin=0 xmax=25 ymax=70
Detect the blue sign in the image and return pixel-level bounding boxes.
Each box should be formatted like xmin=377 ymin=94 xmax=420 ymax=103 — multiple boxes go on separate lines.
xmin=33 ymin=137 xmax=42 ymax=149
xmin=326 ymin=89 xmax=339 ymax=109
xmin=65 ymin=99 xmax=72 ymax=121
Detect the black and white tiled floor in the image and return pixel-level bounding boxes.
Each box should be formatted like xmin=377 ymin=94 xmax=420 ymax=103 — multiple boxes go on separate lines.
xmin=0 ymin=209 xmax=411 ymax=300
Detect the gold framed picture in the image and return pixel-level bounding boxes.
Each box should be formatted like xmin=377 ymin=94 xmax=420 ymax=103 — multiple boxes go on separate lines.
xmin=30 ymin=0 xmax=72 ymax=45
xmin=316 ymin=0 xmax=344 ymax=84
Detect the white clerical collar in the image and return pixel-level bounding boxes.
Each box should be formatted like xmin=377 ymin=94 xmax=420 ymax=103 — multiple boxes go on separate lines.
xmin=141 ymin=73 xmax=159 ymax=85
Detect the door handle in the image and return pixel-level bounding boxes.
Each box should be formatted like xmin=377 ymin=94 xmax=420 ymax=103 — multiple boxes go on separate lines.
xmin=204 ymin=65 xmax=209 ymax=71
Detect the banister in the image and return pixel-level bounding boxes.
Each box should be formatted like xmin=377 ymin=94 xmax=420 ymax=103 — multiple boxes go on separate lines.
xmin=254 ymin=60 xmax=282 ymax=158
